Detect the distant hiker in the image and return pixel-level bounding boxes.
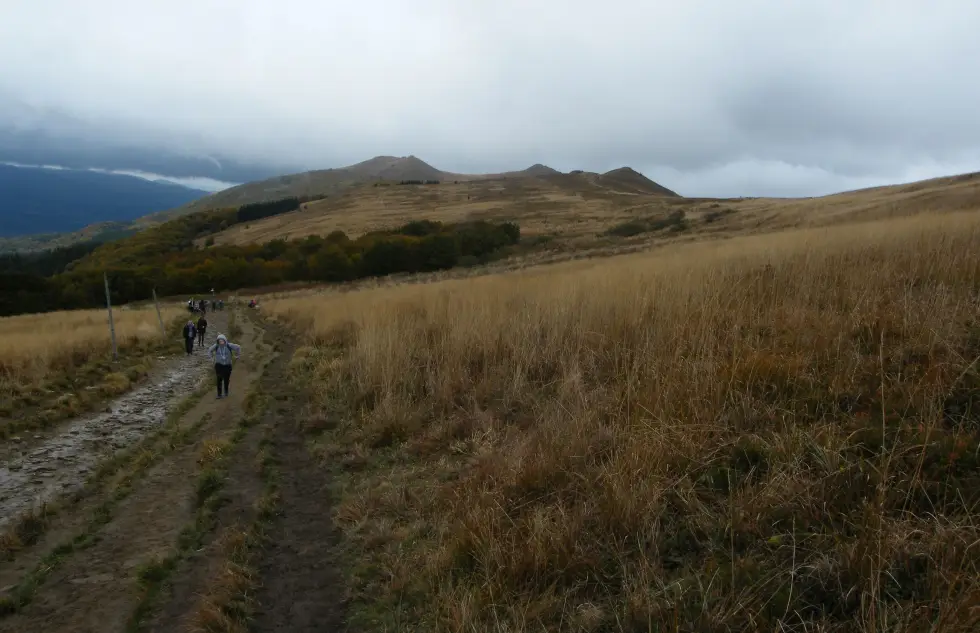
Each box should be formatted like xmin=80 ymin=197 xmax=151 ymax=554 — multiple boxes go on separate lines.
xmin=182 ymin=320 xmax=197 ymax=355
xmin=208 ymin=334 xmax=242 ymax=399
xmin=196 ymin=315 xmax=208 ymax=347
xmin=199 ymin=299 xmax=208 ymax=314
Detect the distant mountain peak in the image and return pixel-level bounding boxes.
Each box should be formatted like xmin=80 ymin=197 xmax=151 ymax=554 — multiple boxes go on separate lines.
xmin=604 ymin=166 xmax=641 ymax=176
xmin=523 ymin=163 xmax=561 ymax=176
xmin=400 ymin=154 xmax=436 ymax=167
xmin=598 ymin=166 xmax=679 ymax=196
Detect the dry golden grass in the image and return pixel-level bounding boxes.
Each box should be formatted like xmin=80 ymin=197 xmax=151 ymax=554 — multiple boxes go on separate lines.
xmin=207 ymin=175 xmax=658 ymax=247
xmin=728 ymin=171 xmax=980 ymax=229
xmin=226 ymin=172 xmax=980 ymax=315
xmin=207 ymin=171 xmax=980 ymax=257
xmin=189 ymin=527 xmax=255 ymax=633
xmin=0 ymin=305 xmax=182 ymax=433
xmin=0 ymin=305 xmax=180 ymax=390
xmin=267 ymin=207 xmax=980 ymax=632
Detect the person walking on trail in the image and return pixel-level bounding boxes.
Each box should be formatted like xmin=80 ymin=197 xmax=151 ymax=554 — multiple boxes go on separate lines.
xmin=208 ymin=334 xmax=242 ymax=399
xmin=196 ymin=315 xmax=208 ymax=347
xmin=182 ymin=320 xmax=197 ymax=355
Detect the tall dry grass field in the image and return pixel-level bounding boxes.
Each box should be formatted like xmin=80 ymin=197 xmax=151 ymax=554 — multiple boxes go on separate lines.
xmin=0 ymin=305 xmax=183 ymax=433
xmin=269 ymin=211 xmax=980 ymax=632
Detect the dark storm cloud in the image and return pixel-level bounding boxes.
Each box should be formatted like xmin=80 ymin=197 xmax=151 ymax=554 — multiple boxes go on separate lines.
xmin=2 ymin=0 xmax=979 ymax=196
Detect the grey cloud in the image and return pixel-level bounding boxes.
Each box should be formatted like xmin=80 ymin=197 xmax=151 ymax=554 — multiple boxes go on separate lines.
xmin=2 ymin=0 xmax=979 ymax=197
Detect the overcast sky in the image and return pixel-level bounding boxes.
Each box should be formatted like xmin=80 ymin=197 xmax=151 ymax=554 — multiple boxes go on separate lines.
xmin=2 ymin=0 xmax=979 ymax=197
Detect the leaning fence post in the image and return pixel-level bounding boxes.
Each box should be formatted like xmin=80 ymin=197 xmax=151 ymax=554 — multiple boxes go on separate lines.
xmin=152 ymin=288 xmax=166 ymax=338
xmin=104 ymin=272 xmax=118 ymax=361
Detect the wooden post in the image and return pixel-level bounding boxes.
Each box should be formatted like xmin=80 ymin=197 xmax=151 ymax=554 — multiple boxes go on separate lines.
xmin=104 ymin=272 xmax=118 ymax=361
xmin=152 ymin=288 xmax=166 ymax=338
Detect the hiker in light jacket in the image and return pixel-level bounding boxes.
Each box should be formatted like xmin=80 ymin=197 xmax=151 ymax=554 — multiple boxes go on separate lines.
xmin=207 ymin=334 xmax=242 ymax=399
xmin=182 ymin=320 xmax=197 ymax=355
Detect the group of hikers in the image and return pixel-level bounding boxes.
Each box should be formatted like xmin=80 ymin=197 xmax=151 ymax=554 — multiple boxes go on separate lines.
xmin=181 ymin=309 xmax=242 ymax=400
xmin=183 ymin=315 xmax=211 ymax=352
xmin=187 ymin=297 xmax=224 ymax=314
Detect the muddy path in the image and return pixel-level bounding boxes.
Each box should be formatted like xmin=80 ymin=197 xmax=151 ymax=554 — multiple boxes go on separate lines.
xmin=0 ymin=313 xmax=230 ymax=531
xmin=142 ymin=321 xmax=346 ymax=633
xmin=0 ymin=312 xmax=265 ymax=633
xmin=251 ymin=326 xmax=346 ymax=632
xmin=144 ymin=322 xmax=290 ymax=632
xmin=0 ymin=312 xmax=350 ymax=633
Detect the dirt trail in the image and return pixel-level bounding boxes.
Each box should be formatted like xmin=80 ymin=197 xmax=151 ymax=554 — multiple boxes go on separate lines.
xmin=0 ymin=312 xmax=263 ymax=633
xmin=250 ymin=326 xmax=345 ymax=632
xmin=0 ymin=312 xmax=230 ymax=531
xmin=145 ymin=322 xmax=345 ymax=632
xmin=0 ymin=312 xmax=349 ymax=633
xmin=144 ymin=323 xmax=285 ymax=632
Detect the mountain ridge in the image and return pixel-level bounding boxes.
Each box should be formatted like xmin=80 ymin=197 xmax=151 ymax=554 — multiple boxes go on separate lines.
xmin=143 ymin=155 xmax=677 ymax=224
xmin=0 ymin=155 xmax=679 ymax=251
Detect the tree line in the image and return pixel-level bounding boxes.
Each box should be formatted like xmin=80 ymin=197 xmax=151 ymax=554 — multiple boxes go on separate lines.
xmin=0 ymin=241 xmax=103 ymax=277
xmin=0 ymin=200 xmax=520 ymax=316
xmin=236 ymin=197 xmax=301 ymax=223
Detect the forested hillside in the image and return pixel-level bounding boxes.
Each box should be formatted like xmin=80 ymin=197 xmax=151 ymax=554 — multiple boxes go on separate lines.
xmin=0 ymin=197 xmax=521 ymax=316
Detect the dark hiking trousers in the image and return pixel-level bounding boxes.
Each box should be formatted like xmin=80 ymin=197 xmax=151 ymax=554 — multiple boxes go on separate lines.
xmin=198 ymin=328 xmax=207 ymax=346
xmin=185 ymin=337 xmax=195 ymax=354
xmin=215 ymin=363 xmax=232 ymax=396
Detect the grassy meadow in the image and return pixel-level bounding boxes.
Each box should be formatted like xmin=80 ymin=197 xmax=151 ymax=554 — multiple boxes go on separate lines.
xmin=267 ymin=210 xmax=980 ymax=632
xmin=207 ymin=169 xmax=980 ymax=254
xmin=0 ymin=305 xmax=183 ymax=436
